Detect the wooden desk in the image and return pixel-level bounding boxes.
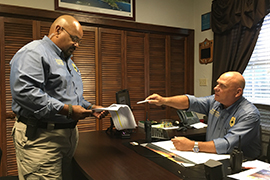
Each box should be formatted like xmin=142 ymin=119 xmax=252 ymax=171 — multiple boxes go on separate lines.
xmin=73 ymin=127 xmax=207 ymax=180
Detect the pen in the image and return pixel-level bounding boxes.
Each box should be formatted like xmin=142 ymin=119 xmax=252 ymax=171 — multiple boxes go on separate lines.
xmin=137 ymin=100 xmax=149 ymax=104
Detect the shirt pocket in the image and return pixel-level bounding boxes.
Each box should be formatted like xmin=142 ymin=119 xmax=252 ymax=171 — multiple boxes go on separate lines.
xmin=221 ymin=122 xmax=231 ymax=136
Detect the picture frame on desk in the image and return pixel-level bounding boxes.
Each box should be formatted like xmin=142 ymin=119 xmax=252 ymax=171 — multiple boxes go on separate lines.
xmin=55 ymin=0 xmax=135 ymax=21
xmin=201 ymin=12 xmax=211 ymax=31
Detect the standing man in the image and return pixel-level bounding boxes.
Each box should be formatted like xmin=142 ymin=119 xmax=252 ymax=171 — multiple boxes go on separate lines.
xmin=10 ymin=15 xmax=107 ymax=179
xmin=146 ymin=71 xmax=261 ymax=159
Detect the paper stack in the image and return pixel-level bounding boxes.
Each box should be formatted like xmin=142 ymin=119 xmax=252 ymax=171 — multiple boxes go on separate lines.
xmin=94 ymin=104 xmax=137 ymax=130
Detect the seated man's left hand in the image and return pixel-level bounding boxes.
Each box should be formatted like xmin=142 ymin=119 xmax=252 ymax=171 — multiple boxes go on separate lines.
xmin=171 ymin=136 xmax=194 ymax=151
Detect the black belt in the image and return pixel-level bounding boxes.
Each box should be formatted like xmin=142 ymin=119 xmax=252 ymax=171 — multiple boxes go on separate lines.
xmin=18 ymin=116 xmax=77 ymax=129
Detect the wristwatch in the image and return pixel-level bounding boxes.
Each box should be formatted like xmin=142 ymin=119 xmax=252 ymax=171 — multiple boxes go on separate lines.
xmin=193 ymin=142 xmax=199 ymax=153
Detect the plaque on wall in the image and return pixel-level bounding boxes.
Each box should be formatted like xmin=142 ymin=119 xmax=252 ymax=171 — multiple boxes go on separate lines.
xmin=199 ymin=38 xmax=213 ymax=64
xmin=201 ymin=12 xmax=211 ymax=31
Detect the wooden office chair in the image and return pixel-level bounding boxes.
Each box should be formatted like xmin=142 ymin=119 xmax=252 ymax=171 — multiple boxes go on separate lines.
xmin=0 ymin=148 xmax=19 ymax=180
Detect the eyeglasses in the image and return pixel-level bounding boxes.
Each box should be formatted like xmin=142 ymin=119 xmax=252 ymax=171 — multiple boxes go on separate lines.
xmin=62 ymin=27 xmax=82 ymax=45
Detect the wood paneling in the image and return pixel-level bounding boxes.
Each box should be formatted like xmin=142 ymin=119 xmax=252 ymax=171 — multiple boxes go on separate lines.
xmin=126 ymin=31 xmax=146 ymax=122
xmin=170 ymin=35 xmax=186 ymax=120
xmin=149 ymin=34 xmax=167 ymax=120
xmin=99 ymin=28 xmax=123 ymax=130
xmin=73 ymin=27 xmax=98 ymax=132
xmin=3 ymin=18 xmax=33 ymax=176
xmin=39 ymin=22 xmax=50 ymax=38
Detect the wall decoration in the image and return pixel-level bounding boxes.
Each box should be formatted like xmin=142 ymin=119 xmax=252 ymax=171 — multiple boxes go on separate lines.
xmin=201 ymin=12 xmax=211 ymax=31
xmin=199 ymin=38 xmax=213 ymax=64
xmin=55 ymin=0 xmax=135 ymax=21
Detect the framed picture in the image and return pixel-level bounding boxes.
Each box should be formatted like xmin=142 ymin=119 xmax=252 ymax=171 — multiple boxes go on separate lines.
xmin=201 ymin=12 xmax=211 ymax=31
xmin=55 ymin=0 xmax=135 ymax=21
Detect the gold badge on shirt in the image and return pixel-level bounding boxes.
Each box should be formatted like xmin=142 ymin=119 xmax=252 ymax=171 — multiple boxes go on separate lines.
xmin=72 ymin=63 xmax=78 ymax=72
xmin=230 ymin=117 xmax=236 ymax=127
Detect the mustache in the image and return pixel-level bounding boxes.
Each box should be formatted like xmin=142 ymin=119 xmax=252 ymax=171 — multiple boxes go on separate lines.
xmin=69 ymin=46 xmax=76 ymax=51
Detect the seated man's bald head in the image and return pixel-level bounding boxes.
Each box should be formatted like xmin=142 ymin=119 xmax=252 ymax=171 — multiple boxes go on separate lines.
xmin=222 ymin=71 xmax=245 ymax=90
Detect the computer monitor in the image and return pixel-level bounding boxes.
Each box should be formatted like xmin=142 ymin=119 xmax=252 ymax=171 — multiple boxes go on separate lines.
xmin=116 ymin=89 xmax=131 ymax=108
xmin=107 ymin=89 xmax=132 ymax=138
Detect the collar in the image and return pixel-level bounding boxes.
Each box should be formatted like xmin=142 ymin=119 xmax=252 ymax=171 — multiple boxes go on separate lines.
xmin=42 ymin=36 xmax=73 ymax=61
xmin=221 ymin=96 xmax=244 ymax=113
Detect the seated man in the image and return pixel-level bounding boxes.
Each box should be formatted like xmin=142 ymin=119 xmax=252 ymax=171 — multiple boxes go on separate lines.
xmin=146 ymin=71 xmax=261 ymax=159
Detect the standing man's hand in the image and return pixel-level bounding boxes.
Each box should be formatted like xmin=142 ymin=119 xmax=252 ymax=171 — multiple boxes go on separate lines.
xmin=91 ymin=105 xmax=109 ymax=119
xmin=59 ymin=104 xmax=109 ymax=121
xmin=71 ymin=105 xmax=92 ymax=120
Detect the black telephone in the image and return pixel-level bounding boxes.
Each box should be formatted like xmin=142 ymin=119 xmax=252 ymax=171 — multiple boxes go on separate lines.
xmin=177 ymin=110 xmax=200 ymax=126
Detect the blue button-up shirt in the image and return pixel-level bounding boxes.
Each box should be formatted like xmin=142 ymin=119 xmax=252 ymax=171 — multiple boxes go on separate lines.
xmin=187 ymin=95 xmax=261 ymax=158
xmin=10 ymin=36 xmax=91 ymax=123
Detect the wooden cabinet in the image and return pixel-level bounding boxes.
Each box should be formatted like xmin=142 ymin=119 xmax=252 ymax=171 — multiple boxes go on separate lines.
xmin=0 ymin=4 xmax=194 ymax=176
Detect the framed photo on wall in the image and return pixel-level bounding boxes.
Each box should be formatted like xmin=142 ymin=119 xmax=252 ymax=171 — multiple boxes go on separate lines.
xmin=201 ymin=12 xmax=211 ymax=31
xmin=55 ymin=0 xmax=135 ymax=21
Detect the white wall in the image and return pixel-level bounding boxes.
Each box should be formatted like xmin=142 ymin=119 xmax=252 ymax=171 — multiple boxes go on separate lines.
xmin=136 ymin=0 xmax=194 ymax=29
xmin=193 ymin=0 xmax=213 ymax=97
xmin=0 ymin=0 xmax=54 ymax=10
xmin=0 ymin=0 xmax=213 ymax=97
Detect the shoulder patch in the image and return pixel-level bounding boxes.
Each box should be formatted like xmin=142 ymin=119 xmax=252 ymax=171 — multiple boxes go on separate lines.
xmin=55 ymin=59 xmax=64 ymax=65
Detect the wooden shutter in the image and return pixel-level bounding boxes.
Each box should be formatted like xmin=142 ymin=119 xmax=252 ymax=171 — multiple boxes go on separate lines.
xmin=3 ymin=17 xmax=33 ymax=176
xmin=39 ymin=22 xmax=50 ymax=39
xmin=99 ymin=28 xmax=123 ymax=130
xmin=73 ymin=27 xmax=97 ymax=132
xmin=148 ymin=34 xmax=166 ymax=120
xmin=126 ymin=31 xmax=146 ymax=122
xmin=169 ymin=35 xmax=186 ymax=120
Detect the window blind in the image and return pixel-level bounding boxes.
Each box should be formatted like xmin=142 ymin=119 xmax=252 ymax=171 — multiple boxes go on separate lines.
xmin=243 ymin=13 xmax=270 ymax=105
